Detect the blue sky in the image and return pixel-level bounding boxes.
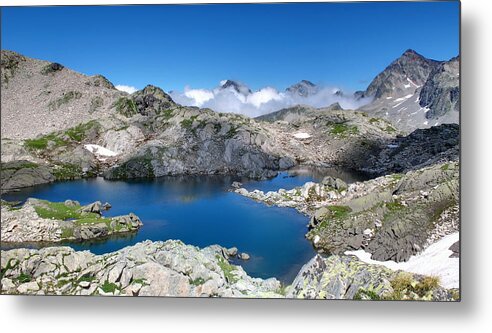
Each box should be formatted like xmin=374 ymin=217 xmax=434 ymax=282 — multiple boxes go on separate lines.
xmin=1 ymin=2 xmax=459 ymax=92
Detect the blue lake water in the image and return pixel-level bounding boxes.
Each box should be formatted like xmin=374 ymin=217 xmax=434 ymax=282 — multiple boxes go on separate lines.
xmin=1 ymin=166 xmax=369 ymax=283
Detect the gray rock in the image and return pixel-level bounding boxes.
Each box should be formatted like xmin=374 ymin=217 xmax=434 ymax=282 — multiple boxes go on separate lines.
xmin=78 ymin=201 xmax=102 ymax=215
xmin=321 ymin=176 xmax=347 ymax=191
xmin=64 ymin=199 xmax=80 ymax=207
xmin=226 ymin=247 xmax=238 ymax=257
xmin=238 ymin=253 xmax=250 ymax=260
xmin=0 ymin=240 xmax=283 ymax=298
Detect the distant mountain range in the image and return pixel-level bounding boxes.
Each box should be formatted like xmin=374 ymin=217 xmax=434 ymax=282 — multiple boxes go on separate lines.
xmin=1 ymin=48 xmax=459 ymax=135
xmin=217 ymin=49 xmax=459 ymax=132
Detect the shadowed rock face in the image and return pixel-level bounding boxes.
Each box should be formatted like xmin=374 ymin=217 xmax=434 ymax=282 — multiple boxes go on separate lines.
xmin=419 ymin=56 xmax=460 ymax=119
xmin=364 ymin=123 xmax=460 ymax=175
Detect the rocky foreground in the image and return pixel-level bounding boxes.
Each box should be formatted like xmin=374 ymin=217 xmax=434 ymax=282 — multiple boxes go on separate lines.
xmin=0 ymin=240 xmax=458 ymax=300
xmin=1 ymin=199 xmax=142 ymax=243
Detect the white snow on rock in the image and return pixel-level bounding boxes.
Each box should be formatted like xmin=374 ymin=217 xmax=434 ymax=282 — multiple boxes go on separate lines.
xmin=345 ymin=232 xmax=459 ymax=289
xmin=293 ymin=132 xmax=311 ymax=139
xmin=394 ymin=94 xmax=414 ymax=102
xmin=84 ymin=144 xmax=118 ymax=159
xmin=406 ymin=77 xmax=420 ymax=88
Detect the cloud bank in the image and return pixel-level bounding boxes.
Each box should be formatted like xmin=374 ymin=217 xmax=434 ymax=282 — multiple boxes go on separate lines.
xmin=169 ymin=81 xmax=372 ymax=117
xmin=115 ymin=85 xmax=138 ymax=94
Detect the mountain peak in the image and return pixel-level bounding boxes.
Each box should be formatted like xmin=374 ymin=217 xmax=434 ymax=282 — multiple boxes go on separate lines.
xmin=286 ymin=80 xmax=318 ymax=97
xmin=220 ymin=80 xmax=252 ymax=95
xmin=402 ymin=49 xmax=418 ymax=56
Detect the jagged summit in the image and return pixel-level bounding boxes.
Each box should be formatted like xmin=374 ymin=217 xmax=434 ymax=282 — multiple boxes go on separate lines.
xmin=357 ymin=49 xmax=459 ymax=131
xmin=361 ymin=49 xmax=440 ymax=100
xmin=219 ymin=79 xmax=252 ymax=95
xmin=286 ymin=80 xmax=318 ymax=97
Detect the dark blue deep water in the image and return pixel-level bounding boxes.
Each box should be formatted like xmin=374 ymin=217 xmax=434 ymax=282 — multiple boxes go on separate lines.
xmin=2 ymin=167 xmax=368 ymax=283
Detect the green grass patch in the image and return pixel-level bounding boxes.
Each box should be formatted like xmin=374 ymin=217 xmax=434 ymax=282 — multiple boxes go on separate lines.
xmin=114 ymin=97 xmax=138 ymax=117
xmin=14 ymin=273 xmax=32 ymax=284
xmin=385 ymin=201 xmax=405 ymax=211
xmin=48 ymin=91 xmax=82 ymax=110
xmin=384 ymin=125 xmax=397 ymax=133
xmin=327 ymin=121 xmax=358 ymax=136
xmin=161 ymin=109 xmax=174 ymax=119
xmin=215 ymin=255 xmax=238 ymax=283
xmin=77 ymin=274 xmax=95 ymax=284
xmin=51 ymin=163 xmax=83 ymax=180
xmin=181 ymin=118 xmax=194 ymax=129
xmin=326 ymin=205 xmax=352 ymax=219
xmin=33 ymin=200 xmax=99 ymax=221
xmin=100 ymin=280 xmax=120 ymax=293
xmin=225 ymin=126 xmax=238 ymax=139
xmin=1 ymin=161 xmax=39 ymax=170
xmin=441 ymin=163 xmax=450 ymax=171
xmin=276 ymin=284 xmax=288 ymax=296
xmin=181 ymin=115 xmax=199 ymax=131
xmin=390 ymin=173 xmax=403 ymax=181
xmin=65 ymin=120 xmax=99 ymax=142
xmin=56 ymin=279 xmax=72 ymax=288
xmin=0 ymin=258 xmax=19 ymax=279
xmin=61 ymin=227 xmax=74 ymax=238
xmin=385 ymin=273 xmax=441 ymax=300
xmin=24 ymin=133 xmax=67 ymax=150
xmin=189 ymin=277 xmax=207 ymax=286
xmin=354 ymin=288 xmax=381 ymax=300
xmin=131 ymin=278 xmax=147 ymax=285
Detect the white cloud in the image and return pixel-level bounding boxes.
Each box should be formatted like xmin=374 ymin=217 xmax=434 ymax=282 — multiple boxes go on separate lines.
xmin=169 ymin=80 xmax=372 ymax=118
xmin=115 ymin=85 xmax=137 ymax=94
xmin=183 ymin=87 xmax=214 ymax=107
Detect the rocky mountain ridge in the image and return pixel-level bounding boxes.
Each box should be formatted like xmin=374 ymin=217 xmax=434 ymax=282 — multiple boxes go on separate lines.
xmin=356 ymin=49 xmax=459 ymax=131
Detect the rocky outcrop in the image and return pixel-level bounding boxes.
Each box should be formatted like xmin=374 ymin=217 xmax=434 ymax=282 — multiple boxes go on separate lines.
xmin=1 ymin=160 xmax=55 ymax=192
xmin=286 ymin=254 xmax=457 ymax=301
xmin=0 ymin=240 xmax=283 ymax=297
xmin=1 ymin=199 xmax=142 ymax=243
xmin=103 ymin=98 xmax=295 ymax=179
xmin=236 ymin=161 xmax=459 ymax=263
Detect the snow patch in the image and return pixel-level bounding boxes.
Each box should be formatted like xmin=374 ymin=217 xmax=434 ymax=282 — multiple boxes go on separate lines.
xmin=84 ymin=144 xmax=118 ymax=160
xmin=395 ymin=94 xmax=414 ymax=102
xmin=406 ymin=77 xmax=419 ymax=88
xmin=385 ymin=96 xmax=393 ymax=100
xmin=293 ymin=132 xmax=311 ymax=139
xmin=346 ymin=233 xmax=459 ymax=289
